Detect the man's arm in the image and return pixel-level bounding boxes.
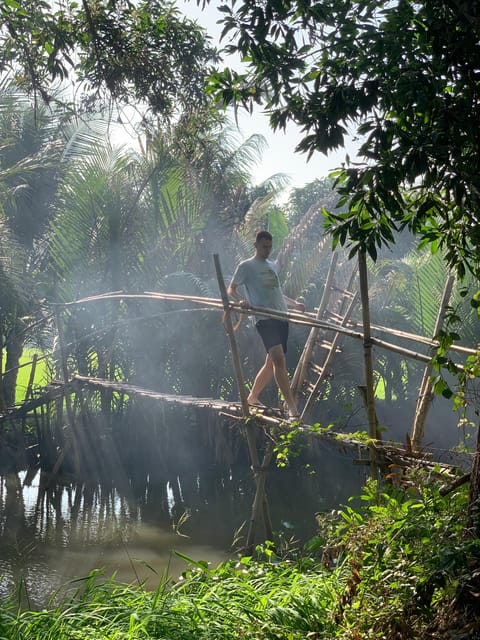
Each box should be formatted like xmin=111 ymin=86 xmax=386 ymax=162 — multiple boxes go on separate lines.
xmin=227 ymin=282 xmax=251 ymax=309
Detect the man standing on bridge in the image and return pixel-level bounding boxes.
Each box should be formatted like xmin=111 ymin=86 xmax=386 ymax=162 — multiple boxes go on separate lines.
xmin=228 ymin=230 xmax=305 ymax=420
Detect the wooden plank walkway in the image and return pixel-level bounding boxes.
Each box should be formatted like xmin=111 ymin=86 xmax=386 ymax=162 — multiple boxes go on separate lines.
xmin=71 ymin=375 xmax=471 ymax=477
xmin=1 ymin=374 xmax=471 ymax=478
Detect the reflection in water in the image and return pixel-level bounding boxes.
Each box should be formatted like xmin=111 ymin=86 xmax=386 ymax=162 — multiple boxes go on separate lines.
xmin=0 ymin=436 xmax=367 ymax=607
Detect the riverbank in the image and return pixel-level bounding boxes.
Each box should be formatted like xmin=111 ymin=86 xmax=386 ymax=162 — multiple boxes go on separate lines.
xmin=1 ymin=474 xmax=478 ymax=639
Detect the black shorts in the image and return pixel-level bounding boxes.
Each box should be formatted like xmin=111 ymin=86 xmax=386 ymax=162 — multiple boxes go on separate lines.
xmin=255 ymin=319 xmax=289 ymax=354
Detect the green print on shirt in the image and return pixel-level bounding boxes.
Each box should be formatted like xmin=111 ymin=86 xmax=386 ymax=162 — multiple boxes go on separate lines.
xmin=259 ymin=267 xmax=279 ymax=290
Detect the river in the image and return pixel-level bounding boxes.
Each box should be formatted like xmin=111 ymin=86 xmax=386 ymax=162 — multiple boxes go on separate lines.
xmin=0 ymin=422 xmax=368 ymax=608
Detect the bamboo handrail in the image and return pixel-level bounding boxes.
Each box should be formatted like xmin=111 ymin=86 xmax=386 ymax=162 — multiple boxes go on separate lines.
xmin=61 ymin=289 xmax=477 ymax=357
xmin=351 ymin=321 xmax=477 ymax=356
xmin=60 ymin=289 xmax=478 ymax=354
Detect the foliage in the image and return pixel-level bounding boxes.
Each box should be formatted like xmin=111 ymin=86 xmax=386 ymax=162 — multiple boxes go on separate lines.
xmin=0 ymin=0 xmax=218 ymax=121
xmin=1 ymin=476 xmax=478 ymax=639
xmin=43 ymin=115 xmax=286 ymax=392
xmin=208 ymin=0 xmax=480 ymax=277
xmin=367 ymin=249 xmax=454 ymax=404
xmin=0 ymin=83 xmax=65 ymax=403
xmin=285 ymin=177 xmax=338 ymax=227
xmin=318 ymin=475 xmax=478 ymax=637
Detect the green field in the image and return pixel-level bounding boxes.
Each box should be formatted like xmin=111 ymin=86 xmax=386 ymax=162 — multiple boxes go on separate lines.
xmin=1 ymin=348 xmax=51 ymax=403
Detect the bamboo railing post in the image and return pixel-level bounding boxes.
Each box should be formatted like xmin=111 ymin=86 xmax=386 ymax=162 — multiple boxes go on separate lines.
xmin=252 ymin=442 xmax=275 ymax=544
xmin=291 ymin=252 xmax=338 ymax=400
xmin=410 ymin=274 xmax=455 ymax=451
xmin=358 ymin=251 xmax=378 ymax=477
xmin=213 ymin=254 xmax=272 ymax=549
xmin=213 ymin=254 xmax=250 ymax=415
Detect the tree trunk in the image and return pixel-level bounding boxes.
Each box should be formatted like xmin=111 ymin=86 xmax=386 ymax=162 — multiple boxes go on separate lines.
xmin=358 ymin=251 xmax=378 ymax=476
xmin=3 ymin=328 xmax=24 ymax=407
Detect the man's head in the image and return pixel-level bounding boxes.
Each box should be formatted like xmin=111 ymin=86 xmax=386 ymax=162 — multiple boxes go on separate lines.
xmin=255 ymin=230 xmax=272 ymax=244
xmin=254 ymin=230 xmax=273 ymax=260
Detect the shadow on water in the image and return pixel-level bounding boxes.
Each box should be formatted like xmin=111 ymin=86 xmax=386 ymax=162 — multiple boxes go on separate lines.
xmin=0 ymin=407 xmax=368 ymax=608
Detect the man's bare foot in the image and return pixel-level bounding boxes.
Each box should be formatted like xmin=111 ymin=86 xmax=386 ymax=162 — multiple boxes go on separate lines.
xmin=247 ymin=396 xmax=266 ymax=408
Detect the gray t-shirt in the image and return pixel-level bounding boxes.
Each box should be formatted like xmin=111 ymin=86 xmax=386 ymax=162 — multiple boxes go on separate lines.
xmin=231 ymin=257 xmax=288 ymax=313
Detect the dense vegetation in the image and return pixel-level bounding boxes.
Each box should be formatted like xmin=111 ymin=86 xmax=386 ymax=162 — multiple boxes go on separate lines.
xmin=209 ymin=0 xmax=480 ymax=277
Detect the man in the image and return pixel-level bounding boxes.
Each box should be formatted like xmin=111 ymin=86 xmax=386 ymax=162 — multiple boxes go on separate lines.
xmin=227 ymin=230 xmax=305 ymax=419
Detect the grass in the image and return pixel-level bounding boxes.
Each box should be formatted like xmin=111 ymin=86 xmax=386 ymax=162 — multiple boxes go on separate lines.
xmin=1 ymin=473 xmax=478 ymax=639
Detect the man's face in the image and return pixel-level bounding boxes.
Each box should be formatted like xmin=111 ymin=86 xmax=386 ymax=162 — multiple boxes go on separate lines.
xmin=254 ymin=237 xmax=273 ymax=260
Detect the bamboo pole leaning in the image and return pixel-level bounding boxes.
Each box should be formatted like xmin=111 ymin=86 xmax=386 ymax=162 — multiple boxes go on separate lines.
xmin=213 ymin=253 xmax=274 ymax=550
xmin=300 ymin=293 xmax=359 ymax=422
xmin=291 ymin=252 xmax=338 ymax=400
xmin=410 ymin=275 xmax=455 ymax=451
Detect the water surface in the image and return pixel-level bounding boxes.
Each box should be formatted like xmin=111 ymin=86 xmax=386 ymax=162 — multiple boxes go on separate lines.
xmin=0 ymin=429 xmax=367 ymax=607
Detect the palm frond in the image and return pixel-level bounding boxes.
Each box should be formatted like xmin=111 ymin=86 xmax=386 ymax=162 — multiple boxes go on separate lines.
xmin=0 ymin=218 xmax=30 ymax=310
xmin=279 ymin=194 xmax=338 ymax=299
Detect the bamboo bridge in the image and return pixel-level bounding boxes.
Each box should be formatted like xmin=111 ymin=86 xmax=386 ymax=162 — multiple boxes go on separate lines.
xmin=1 ymin=252 xmax=477 ymax=550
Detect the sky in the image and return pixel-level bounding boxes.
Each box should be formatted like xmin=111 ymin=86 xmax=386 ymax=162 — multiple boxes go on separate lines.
xmin=177 ymin=0 xmax=359 ymax=193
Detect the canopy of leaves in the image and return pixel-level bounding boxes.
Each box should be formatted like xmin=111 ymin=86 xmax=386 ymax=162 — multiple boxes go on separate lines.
xmin=0 ymin=0 xmax=218 ymax=120
xmin=207 ymin=0 xmax=480 ymax=276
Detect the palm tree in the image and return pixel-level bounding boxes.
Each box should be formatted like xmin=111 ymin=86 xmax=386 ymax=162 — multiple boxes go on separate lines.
xmin=141 ymin=119 xmax=290 ymax=274
xmin=0 ymin=219 xmax=30 ymax=407
xmin=46 ymin=116 xmax=285 ymax=396
xmin=0 ymin=82 xmax=67 ymax=405
xmin=128 ymin=120 xmax=290 ymax=396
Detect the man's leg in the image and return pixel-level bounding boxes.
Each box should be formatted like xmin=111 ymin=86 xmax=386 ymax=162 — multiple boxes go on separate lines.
xmin=269 ymin=344 xmax=299 ymax=417
xmin=247 ymin=354 xmax=274 ymax=405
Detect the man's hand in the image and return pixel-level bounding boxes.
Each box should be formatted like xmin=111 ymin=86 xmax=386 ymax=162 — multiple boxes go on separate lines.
xmin=284 ymin=295 xmax=305 ymax=313
xmin=293 ymin=301 xmax=306 ymax=313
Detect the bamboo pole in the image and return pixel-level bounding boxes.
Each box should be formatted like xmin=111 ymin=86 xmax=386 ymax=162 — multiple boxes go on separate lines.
xmin=300 ymin=293 xmax=359 ymax=421
xmin=24 ymin=353 xmax=38 ymax=402
xmin=369 ymin=336 xmax=448 ymax=366
xmin=213 ymin=255 xmax=250 ymax=416
xmin=0 ymin=338 xmax=7 ymax=413
xmin=213 ymin=254 xmax=273 ymax=548
xmin=351 ymin=321 xmax=476 ymax=356
xmin=62 ymin=290 xmax=477 ymax=357
xmin=53 ymin=306 xmax=81 ymax=474
xmin=358 ymin=252 xmax=378 ymax=477
xmin=291 ymin=252 xmax=338 ymax=399
xmin=251 ymin=441 xmax=275 ymax=547
xmin=467 ymin=422 xmax=480 ymax=537
xmin=410 ymin=275 xmax=455 ymax=451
